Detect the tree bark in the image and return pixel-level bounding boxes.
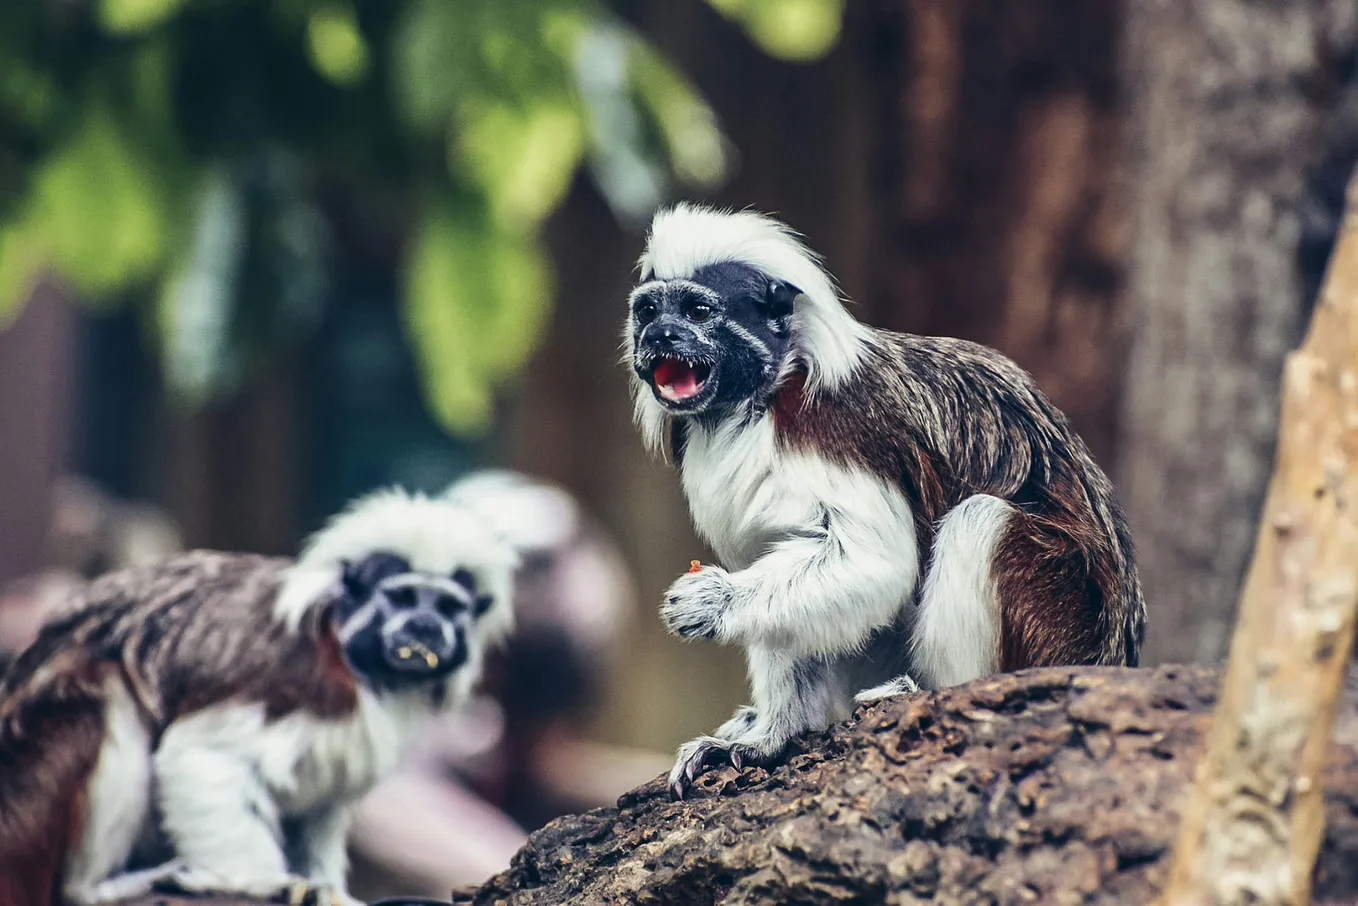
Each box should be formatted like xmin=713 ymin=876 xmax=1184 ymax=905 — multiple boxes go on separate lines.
xmin=103 ymin=666 xmax=1358 ymax=905
xmin=1118 ymin=0 xmax=1358 ymax=666
xmin=446 ymin=667 xmax=1356 ymax=906
xmin=0 ymin=284 xmax=75 ymax=586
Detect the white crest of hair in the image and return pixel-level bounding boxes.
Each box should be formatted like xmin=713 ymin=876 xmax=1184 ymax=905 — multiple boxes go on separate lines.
xmin=273 ymin=487 xmax=518 ymax=642
xmin=640 ymin=202 xmax=871 ymax=368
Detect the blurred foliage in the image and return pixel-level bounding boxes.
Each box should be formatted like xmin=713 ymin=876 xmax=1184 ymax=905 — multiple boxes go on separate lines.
xmin=0 ymin=0 xmax=843 ymax=436
xmin=707 ymin=0 xmax=845 ymax=62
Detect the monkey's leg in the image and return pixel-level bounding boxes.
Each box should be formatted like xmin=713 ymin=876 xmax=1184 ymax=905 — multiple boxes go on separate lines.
xmin=668 ymin=649 xmax=846 ymax=799
xmin=64 ymin=682 xmax=156 ymax=905
xmin=152 ymin=712 xmax=312 ymax=901
xmin=908 ymin=494 xmax=1012 ymax=689
xmin=292 ymin=805 xmax=364 ymax=906
xmin=71 ymin=860 xmax=186 ymax=905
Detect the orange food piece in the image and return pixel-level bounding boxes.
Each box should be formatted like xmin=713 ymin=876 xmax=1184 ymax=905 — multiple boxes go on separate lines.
xmin=689 ymin=559 xmax=702 ymax=573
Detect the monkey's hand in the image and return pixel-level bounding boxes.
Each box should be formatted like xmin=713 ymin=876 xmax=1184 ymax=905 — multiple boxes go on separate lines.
xmin=661 ymin=566 xmax=734 ymax=640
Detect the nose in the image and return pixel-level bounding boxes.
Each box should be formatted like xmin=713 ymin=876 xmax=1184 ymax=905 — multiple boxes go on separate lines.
xmin=398 ymin=612 xmax=445 ymax=642
xmin=641 ymin=319 xmax=689 ymax=348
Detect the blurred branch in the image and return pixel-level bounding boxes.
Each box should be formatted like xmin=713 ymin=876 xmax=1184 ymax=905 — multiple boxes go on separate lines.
xmin=1159 ymin=168 xmax=1358 ymax=904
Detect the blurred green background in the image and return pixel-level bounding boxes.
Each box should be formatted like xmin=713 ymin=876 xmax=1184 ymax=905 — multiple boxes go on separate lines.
xmin=0 ymin=0 xmax=853 ymax=758
xmin=2 ymin=0 xmax=1356 ymax=782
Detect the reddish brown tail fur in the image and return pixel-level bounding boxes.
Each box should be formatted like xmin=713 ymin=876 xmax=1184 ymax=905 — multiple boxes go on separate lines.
xmin=0 ymin=654 xmax=109 ymax=906
xmin=993 ymin=513 xmax=1108 ymax=672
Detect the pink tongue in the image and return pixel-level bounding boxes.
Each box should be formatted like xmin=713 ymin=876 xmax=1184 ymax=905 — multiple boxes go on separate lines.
xmin=654 ymin=360 xmax=701 ymax=401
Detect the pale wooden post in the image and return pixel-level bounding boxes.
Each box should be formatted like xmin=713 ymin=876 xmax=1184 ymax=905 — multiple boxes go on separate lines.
xmin=1159 ymin=170 xmax=1358 ymax=904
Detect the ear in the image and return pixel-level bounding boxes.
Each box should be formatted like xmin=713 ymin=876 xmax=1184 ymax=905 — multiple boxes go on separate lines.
xmin=454 ymin=568 xmax=493 ymax=616
xmin=451 ymin=568 xmax=477 ymax=593
xmin=341 ymin=551 xmax=411 ymax=600
xmin=763 ymin=280 xmax=800 ymax=319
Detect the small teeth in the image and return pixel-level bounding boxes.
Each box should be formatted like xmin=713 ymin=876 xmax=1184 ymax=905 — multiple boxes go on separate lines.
xmin=397 ymin=640 xmax=439 ymax=668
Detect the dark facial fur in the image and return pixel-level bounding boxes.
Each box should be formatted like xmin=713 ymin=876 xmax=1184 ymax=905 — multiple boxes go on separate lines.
xmin=334 ymin=551 xmax=493 ymax=691
xmin=631 ymin=262 xmax=798 ymax=421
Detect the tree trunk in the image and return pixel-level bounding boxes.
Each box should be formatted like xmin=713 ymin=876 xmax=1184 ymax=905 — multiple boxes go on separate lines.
xmin=0 ymin=284 xmax=75 ymax=586
xmin=1118 ymin=0 xmax=1358 ymax=665
xmin=863 ymin=0 xmax=1127 ymax=464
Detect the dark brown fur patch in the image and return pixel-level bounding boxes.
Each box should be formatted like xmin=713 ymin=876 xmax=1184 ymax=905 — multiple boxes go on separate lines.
xmin=0 ymin=553 xmax=363 ymax=739
xmin=0 ymin=652 xmax=107 ymax=906
xmin=768 ymin=331 xmax=1144 ymax=668
xmin=993 ymin=513 xmax=1104 ymax=670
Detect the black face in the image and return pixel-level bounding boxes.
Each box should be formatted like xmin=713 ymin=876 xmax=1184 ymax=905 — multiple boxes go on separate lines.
xmin=630 ymin=262 xmax=798 ymax=419
xmin=333 ymin=551 xmax=494 ymax=691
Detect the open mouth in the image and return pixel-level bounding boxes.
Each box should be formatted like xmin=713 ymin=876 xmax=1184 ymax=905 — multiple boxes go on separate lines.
xmin=650 ymin=356 xmax=712 ymax=404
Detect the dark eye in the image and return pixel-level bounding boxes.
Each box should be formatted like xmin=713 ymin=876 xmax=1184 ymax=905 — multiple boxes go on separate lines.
xmin=387 ymin=587 xmax=417 ymax=608
xmin=435 ymin=593 xmax=463 ymax=616
xmin=634 ymin=301 xmax=657 ymax=324
xmin=686 ymin=303 xmax=712 ymax=323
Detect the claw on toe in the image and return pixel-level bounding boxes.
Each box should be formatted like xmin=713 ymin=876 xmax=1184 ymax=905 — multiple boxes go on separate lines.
xmin=668 ymin=738 xmax=781 ymax=800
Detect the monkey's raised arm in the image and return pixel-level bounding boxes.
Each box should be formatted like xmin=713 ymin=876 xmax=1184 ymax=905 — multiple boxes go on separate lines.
xmin=661 ymin=452 xmax=920 ymax=659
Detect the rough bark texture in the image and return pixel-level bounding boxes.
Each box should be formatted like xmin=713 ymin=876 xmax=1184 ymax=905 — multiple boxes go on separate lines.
xmin=451 ymin=666 xmax=1358 ymax=906
xmin=1158 ymin=169 xmax=1358 ymax=903
xmin=1118 ymin=0 xmax=1358 ymax=666
xmin=450 ymin=667 xmax=1358 ymax=906
xmin=104 ymin=666 xmax=1358 ymax=905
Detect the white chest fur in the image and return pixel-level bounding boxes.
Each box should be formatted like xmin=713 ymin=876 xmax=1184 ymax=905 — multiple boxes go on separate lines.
xmin=680 ymin=415 xmax=781 ymax=568
xmin=679 ymin=413 xmax=917 ymax=573
xmin=162 ymin=689 xmax=429 ymax=816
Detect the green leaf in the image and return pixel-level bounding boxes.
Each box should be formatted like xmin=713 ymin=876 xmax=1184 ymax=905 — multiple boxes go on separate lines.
xmin=402 ymin=199 xmax=553 ymax=436
xmin=98 ymin=0 xmax=188 ymax=34
xmin=453 ymin=98 xmax=585 ymax=234
xmin=628 ymin=39 xmax=728 ymax=188
xmin=306 ymin=4 xmax=370 ymax=86
xmin=0 ymin=103 xmax=174 ymax=319
xmin=30 ymin=106 xmax=170 ymax=301
xmin=704 ymin=0 xmax=844 ymax=62
xmin=391 ymin=0 xmax=469 ymax=132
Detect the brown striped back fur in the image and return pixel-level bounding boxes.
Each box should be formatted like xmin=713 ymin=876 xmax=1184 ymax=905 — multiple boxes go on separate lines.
xmin=769 ymin=331 xmax=1144 ymax=668
xmin=0 ymin=551 xmax=359 ymax=905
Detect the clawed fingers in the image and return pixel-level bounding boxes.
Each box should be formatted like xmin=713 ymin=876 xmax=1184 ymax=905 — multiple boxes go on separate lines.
xmin=668 ymin=737 xmax=779 ymax=800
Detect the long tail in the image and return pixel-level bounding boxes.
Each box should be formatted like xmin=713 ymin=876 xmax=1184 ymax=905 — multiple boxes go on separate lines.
xmin=0 ymin=653 xmax=108 ymax=906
